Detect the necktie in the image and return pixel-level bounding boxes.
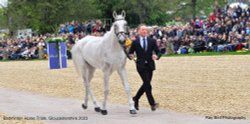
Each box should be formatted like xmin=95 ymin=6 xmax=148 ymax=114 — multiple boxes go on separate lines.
xmin=143 ymin=38 xmax=147 ymax=51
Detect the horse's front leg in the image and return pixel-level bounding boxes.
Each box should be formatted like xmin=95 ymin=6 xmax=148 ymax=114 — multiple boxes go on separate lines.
xmin=118 ymin=68 xmax=137 ymax=114
xmin=101 ymin=71 xmax=110 ymax=115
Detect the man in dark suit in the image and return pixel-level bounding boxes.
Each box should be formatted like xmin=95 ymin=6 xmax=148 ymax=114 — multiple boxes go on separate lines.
xmin=129 ymin=24 xmax=161 ymax=111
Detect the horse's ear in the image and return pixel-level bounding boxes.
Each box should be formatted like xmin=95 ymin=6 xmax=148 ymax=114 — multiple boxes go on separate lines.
xmin=113 ymin=11 xmax=117 ymax=19
xmin=121 ymin=10 xmax=126 ymax=18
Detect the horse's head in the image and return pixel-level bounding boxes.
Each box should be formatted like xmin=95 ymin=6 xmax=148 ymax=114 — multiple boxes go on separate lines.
xmin=113 ymin=10 xmax=129 ymax=45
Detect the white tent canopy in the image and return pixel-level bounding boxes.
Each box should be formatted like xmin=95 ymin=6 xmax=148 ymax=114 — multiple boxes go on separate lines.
xmin=229 ymin=2 xmax=249 ymax=9
xmin=0 ymin=0 xmax=8 ymax=8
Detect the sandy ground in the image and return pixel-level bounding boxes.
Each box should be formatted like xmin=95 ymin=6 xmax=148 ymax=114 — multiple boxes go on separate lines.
xmin=0 ymin=56 xmax=249 ymax=119
xmin=0 ymin=113 xmax=43 ymax=124
xmin=0 ymin=88 xmax=248 ymax=124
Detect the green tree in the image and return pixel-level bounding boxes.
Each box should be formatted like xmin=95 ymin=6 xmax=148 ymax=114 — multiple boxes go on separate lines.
xmin=95 ymin=0 xmax=169 ymax=27
xmin=3 ymin=0 xmax=228 ymax=34
xmin=0 ymin=8 xmax=7 ymax=28
xmin=166 ymin=0 xmax=225 ymax=21
xmin=6 ymin=0 xmax=100 ymax=34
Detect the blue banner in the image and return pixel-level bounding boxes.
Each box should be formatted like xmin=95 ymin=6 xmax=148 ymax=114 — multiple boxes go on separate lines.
xmin=48 ymin=43 xmax=60 ymax=69
xmin=48 ymin=42 xmax=67 ymax=69
xmin=60 ymin=42 xmax=67 ymax=68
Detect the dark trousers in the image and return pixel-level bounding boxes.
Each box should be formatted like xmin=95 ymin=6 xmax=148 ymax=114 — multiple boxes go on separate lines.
xmin=134 ymin=67 xmax=155 ymax=105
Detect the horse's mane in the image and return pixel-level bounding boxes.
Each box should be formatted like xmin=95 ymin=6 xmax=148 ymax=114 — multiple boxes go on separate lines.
xmin=101 ymin=25 xmax=114 ymax=41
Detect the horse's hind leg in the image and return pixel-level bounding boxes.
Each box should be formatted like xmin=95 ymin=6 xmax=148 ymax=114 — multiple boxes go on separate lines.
xmin=80 ymin=60 xmax=92 ymax=110
xmin=72 ymin=50 xmax=90 ymax=110
xmin=81 ymin=68 xmax=89 ymax=110
xmin=81 ymin=61 xmax=101 ymax=113
xmin=87 ymin=66 xmax=101 ymax=112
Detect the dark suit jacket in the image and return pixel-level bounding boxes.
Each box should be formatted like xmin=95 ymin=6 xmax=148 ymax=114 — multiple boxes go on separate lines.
xmin=129 ymin=37 xmax=161 ymax=72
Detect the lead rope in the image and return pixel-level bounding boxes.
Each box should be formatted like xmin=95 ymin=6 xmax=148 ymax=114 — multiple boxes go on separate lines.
xmin=122 ymin=45 xmax=136 ymax=62
xmin=116 ymin=32 xmax=136 ymax=62
xmin=118 ymin=39 xmax=136 ymax=62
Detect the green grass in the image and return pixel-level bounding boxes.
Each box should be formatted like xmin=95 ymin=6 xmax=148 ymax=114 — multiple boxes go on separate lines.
xmin=1 ymin=51 xmax=250 ymax=62
xmin=0 ymin=59 xmax=47 ymax=62
xmin=163 ymin=51 xmax=250 ymax=57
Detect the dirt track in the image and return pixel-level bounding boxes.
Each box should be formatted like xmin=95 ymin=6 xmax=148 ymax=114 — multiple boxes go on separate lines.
xmin=0 ymin=88 xmax=248 ymax=124
xmin=0 ymin=55 xmax=249 ymax=119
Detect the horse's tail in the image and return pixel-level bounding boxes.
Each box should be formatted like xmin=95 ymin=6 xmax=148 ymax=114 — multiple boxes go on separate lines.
xmin=71 ymin=44 xmax=85 ymax=77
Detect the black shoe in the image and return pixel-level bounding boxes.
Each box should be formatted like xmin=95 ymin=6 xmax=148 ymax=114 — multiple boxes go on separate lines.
xmin=133 ymin=97 xmax=139 ymax=110
xmin=151 ymin=103 xmax=159 ymax=111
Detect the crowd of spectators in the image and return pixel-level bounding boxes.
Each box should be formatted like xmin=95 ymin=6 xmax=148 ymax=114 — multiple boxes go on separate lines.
xmin=58 ymin=20 xmax=109 ymax=36
xmin=142 ymin=2 xmax=250 ymax=54
xmin=0 ymin=19 xmax=109 ymax=60
xmin=0 ymin=35 xmax=47 ymax=60
xmin=1 ymin=2 xmax=250 ymax=60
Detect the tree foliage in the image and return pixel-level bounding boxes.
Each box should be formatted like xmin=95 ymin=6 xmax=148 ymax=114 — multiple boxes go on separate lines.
xmin=0 ymin=0 xmax=227 ymax=34
xmin=95 ymin=0 xmax=169 ymax=27
xmin=166 ymin=0 xmax=225 ymax=21
xmin=5 ymin=0 xmax=100 ymax=34
xmin=0 ymin=8 xmax=7 ymax=28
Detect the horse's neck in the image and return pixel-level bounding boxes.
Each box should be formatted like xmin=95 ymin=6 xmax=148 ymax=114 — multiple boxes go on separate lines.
xmin=100 ymin=27 xmax=125 ymax=64
xmin=102 ymin=27 xmax=122 ymax=53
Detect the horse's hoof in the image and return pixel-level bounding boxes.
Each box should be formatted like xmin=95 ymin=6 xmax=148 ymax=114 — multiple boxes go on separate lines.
xmin=82 ymin=104 xmax=87 ymax=109
xmin=130 ymin=110 xmax=137 ymax=114
xmin=101 ymin=110 xmax=108 ymax=115
xmin=95 ymin=107 xmax=101 ymax=112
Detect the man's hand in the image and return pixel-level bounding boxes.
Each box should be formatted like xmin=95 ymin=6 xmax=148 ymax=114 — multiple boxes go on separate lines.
xmin=129 ymin=54 xmax=135 ymax=60
xmin=152 ymin=54 xmax=158 ymax=60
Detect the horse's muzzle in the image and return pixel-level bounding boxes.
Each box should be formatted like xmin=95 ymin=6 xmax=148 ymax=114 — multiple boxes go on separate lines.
xmin=117 ymin=32 xmax=127 ymax=45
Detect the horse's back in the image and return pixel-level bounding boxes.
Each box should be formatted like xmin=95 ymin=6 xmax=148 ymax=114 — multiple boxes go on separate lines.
xmin=76 ymin=35 xmax=102 ymax=47
xmin=72 ymin=35 xmax=105 ymax=69
xmin=72 ymin=35 xmax=102 ymax=54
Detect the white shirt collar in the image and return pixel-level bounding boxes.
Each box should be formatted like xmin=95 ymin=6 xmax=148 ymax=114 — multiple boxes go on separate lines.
xmin=140 ymin=36 xmax=147 ymax=41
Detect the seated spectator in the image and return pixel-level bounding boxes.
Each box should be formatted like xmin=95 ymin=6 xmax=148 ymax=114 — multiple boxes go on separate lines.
xmin=58 ymin=24 xmax=67 ymax=34
xmin=20 ymin=47 xmax=29 ymax=59
xmin=156 ymin=39 xmax=166 ymax=54
xmin=37 ymin=38 xmax=46 ymax=59
xmin=209 ymin=12 xmax=216 ymax=22
xmin=92 ymin=20 xmax=106 ymax=36
xmin=217 ymin=34 xmax=227 ymax=52
xmin=193 ymin=18 xmax=203 ymax=29
xmin=177 ymin=45 xmax=188 ymax=54
xmin=173 ymin=37 xmax=181 ymax=54
xmin=246 ymin=23 xmax=250 ymax=34
xmin=68 ymin=23 xmax=75 ymax=34
xmin=193 ymin=36 xmax=206 ymax=53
